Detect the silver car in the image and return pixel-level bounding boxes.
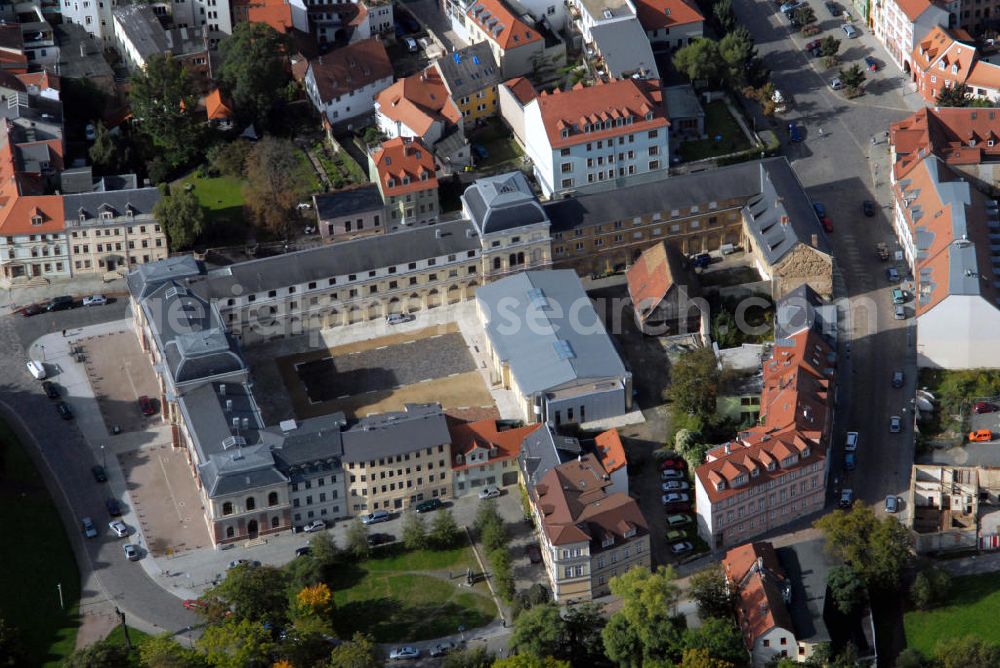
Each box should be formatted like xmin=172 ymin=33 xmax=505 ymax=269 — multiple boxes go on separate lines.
xmin=108 ymin=520 xmax=129 ymax=538
xmin=82 ymin=517 xmax=98 ymax=539
xmin=889 ymin=416 xmax=902 ymax=433
xmin=830 ymin=77 xmax=845 ymax=90
xmin=885 ymin=495 xmax=900 ymax=513
xmin=123 ymin=544 xmax=140 ymax=561
xmin=478 ymin=486 xmax=501 ymax=500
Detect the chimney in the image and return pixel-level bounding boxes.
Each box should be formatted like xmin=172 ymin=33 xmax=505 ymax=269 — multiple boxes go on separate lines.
xmin=811 ymin=233 xmax=818 ymax=247
xmin=219 ymin=383 xmax=226 ymax=395
xmin=435 ymin=228 xmax=443 ymax=238
xmin=225 ymin=399 xmax=233 ymax=412
xmin=724 ymin=442 xmax=731 ymax=455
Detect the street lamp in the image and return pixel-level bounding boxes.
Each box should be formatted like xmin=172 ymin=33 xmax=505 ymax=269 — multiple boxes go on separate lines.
xmin=101 ymin=444 xmax=106 ymax=469
xmin=39 ymin=344 xmax=46 ymax=362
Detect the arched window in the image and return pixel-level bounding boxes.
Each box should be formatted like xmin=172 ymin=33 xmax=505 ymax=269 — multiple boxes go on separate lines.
xmin=493 ymin=257 xmax=502 ymax=270
xmin=222 ymin=501 xmax=233 ymax=516
xmin=268 ymin=491 xmax=278 ymax=506
xmin=226 ymin=526 xmax=235 ymax=538
xmin=246 ymin=496 xmax=256 ymax=511
xmin=270 ymin=516 xmax=280 ymax=528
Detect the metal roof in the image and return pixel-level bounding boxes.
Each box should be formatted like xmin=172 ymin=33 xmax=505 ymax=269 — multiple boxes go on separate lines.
xmin=590 ymin=18 xmax=660 ymax=79
xmin=342 ymin=404 xmax=451 ymax=462
xmin=313 ymin=184 xmax=384 ymax=221
xmin=434 ymin=42 xmax=501 ymax=100
xmin=462 ymin=171 xmax=548 ymax=236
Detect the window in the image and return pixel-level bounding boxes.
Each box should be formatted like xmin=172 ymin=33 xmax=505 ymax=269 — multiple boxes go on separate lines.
xmin=268 ymin=491 xmax=278 ymax=506
xmin=246 ymin=497 xmax=256 ymax=511
xmin=561 ymin=162 xmax=572 ymax=173
xmin=222 ymin=502 xmax=233 ymax=515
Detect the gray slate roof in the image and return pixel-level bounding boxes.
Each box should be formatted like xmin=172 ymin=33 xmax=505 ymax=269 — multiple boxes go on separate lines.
xmin=475 ymin=270 xmax=628 ymax=395
xmin=60 ymin=167 xmax=95 ymax=195
xmin=776 ymin=538 xmax=835 ymax=645
xmin=664 ymin=84 xmax=704 ymax=121
xmin=744 ymin=159 xmax=830 ymax=265
xmin=342 ymin=404 xmax=451 ymax=462
xmin=64 ymin=186 xmax=161 ymax=221
xmin=590 ymin=18 xmax=660 ymax=79
xmin=55 ymin=23 xmax=115 ymax=82
xmin=263 ymin=413 xmax=348 ymax=472
xmin=518 ymin=425 xmax=581 ymax=493
xmin=435 ymin=42 xmax=501 ymax=100
xmin=313 ymin=184 xmax=384 ymax=221
xmin=188 ymin=219 xmax=479 ymax=299
xmin=113 ymin=5 xmax=169 ymax=57
xmin=462 ymin=171 xmax=548 ymax=236
xmin=127 ymin=255 xmax=203 ymax=300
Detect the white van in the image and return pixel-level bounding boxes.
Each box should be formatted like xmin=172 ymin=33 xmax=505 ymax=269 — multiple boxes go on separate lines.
xmin=26 ymin=360 xmax=46 ymax=380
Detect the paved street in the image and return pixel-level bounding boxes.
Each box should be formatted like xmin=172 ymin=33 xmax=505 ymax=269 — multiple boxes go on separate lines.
xmin=734 ymin=0 xmax=918 ymax=513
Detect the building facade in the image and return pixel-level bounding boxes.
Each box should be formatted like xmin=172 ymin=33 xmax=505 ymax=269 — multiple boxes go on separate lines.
xmin=313 ymin=184 xmax=387 ymax=241
xmin=433 ymin=43 xmax=503 ymax=128
xmin=449 ymin=417 xmax=542 ymax=496
xmin=369 ymin=137 xmax=441 ymax=227
xmin=871 ymin=0 xmax=952 ymax=72
xmin=303 ymin=39 xmax=394 ymax=124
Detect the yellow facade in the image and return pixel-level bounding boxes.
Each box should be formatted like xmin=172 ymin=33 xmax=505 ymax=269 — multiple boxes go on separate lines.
xmin=457 ymin=85 xmax=499 ymax=127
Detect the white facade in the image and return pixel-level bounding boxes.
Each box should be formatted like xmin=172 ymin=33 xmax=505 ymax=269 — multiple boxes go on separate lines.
xmin=0 ymin=232 xmax=72 ymax=284
xmin=916 ymin=296 xmax=1000 ymax=368
xmin=61 ymin=0 xmax=116 ymax=40
xmin=304 ymin=68 xmax=393 ymax=124
xmin=521 ymin=100 xmax=670 ymax=197
xmin=645 ymin=20 xmax=702 ymax=47
xmin=168 ymin=0 xmax=234 ymax=35
xmin=289 ymin=470 xmax=351 ymax=524
xmin=873 ymin=0 xmax=951 ymax=71
xmin=516 ymin=0 xmax=568 ymax=30
xmin=751 ymin=626 xmax=798 ymax=667
xmin=367 ymin=2 xmax=395 ymax=33
xmin=375 ymin=110 xmax=448 ymax=146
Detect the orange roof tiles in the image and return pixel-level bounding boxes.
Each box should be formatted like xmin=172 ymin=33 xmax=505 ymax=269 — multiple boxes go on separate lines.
xmin=204 ymin=89 xmax=233 ymax=120
xmin=535 ymin=78 xmax=668 ymax=149
xmin=633 ymin=0 xmax=704 ymax=32
xmin=723 ymin=542 xmax=796 ymax=650
xmin=375 ymin=68 xmax=463 ymax=138
xmin=595 ymin=428 xmax=626 ymax=474
xmin=504 ymin=77 xmax=537 ymax=105
xmin=447 ymin=417 xmax=542 ymax=471
xmin=0 ymin=142 xmax=65 ymax=237
xmin=371 ymin=137 xmax=438 ymax=197
xmin=891 ymin=107 xmax=1000 ymax=180
xmin=466 ymin=0 xmax=541 ymax=50
xmin=895 ymin=0 xmax=937 ymax=21
xmin=244 ymin=0 xmax=295 ymax=32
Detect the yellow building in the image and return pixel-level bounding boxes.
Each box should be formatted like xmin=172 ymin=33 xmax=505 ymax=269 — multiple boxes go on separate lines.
xmin=433 ymin=43 xmax=502 ymax=128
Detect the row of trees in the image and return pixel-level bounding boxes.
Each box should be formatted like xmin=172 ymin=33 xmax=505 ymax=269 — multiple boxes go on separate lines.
xmin=475 ymin=501 xmax=515 ymax=601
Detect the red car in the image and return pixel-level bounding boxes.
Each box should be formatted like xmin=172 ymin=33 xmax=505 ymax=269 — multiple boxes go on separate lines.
xmin=974 ymin=402 xmax=999 ymax=414
xmin=138 ymin=395 xmax=156 ymax=416
xmin=821 ymin=216 xmax=833 ymax=233
xmin=659 ymin=458 xmax=687 ymax=471
xmin=18 ymin=303 xmax=44 ymax=317
xmin=804 ymin=39 xmax=822 ymax=51
xmin=183 ymin=599 xmax=208 ymax=611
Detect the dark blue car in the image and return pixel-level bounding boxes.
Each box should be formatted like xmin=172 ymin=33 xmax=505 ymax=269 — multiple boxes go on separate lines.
xmin=788 ymin=122 xmax=803 ymax=142
xmin=812 ymin=202 xmax=826 ymax=218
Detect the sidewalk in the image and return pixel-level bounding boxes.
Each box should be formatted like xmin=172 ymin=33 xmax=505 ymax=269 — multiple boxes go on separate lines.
xmin=3 ymin=274 xmax=127 ymax=312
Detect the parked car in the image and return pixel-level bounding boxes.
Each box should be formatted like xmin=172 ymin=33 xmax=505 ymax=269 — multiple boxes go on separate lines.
xmin=891 ymin=287 xmax=906 ymax=304
xmin=894 ymin=305 xmax=906 ymax=320
xmin=886 ymin=267 xmax=901 ymax=282
xmin=779 ymin=0 xmax=803 ymax=12
xmin=227 ymin=559 xmax=259 ymax=569
xmin=825 ymin=0 xmax=842 ymax=14
xmin=839 ymin=488 xmax=854 ymax=508
xmin=18 ymin=303 xmax=44 ymax=317
xmin=478 ymin=486 xmax=501 ymax=499
xmin=889 ymin=415 xmax=902 ymax=433
xmin=183 ymin=599 xmax=209 ymax=611
xmin=415 ymin=498 xmax=443 ymax=513
xmin=788 ymin=121 xmax=803 ymax=142
xmin=303 ymin=520 xmax=327 ymax=533
xmin=661 ymin=492 xmax=690 ymax=505
xmin=884 ymin=495 xmax=900 ymax=513
xmin=864 ymin=55 xmax=879 ymax=71
xmin=85 ymin=123 xmax=97 ymax=141
xmin=844 ymin=452 xmax=856 ymax=470
xmin=804 ymin=38 xmax=822 ymax=51
xmin=367 ymin=532 xmax=395 ymax=546
xmin=91 ymin=465 xmax=108 ymax=483
xmin=821 ymin=216 xmax=833 ymax=233
xmin=666 ymin=529 xmax=686 ymax=541
xmin=83 ymin=294 xmax=107 ymax=306
xmin=46 ymin=295 xmax=75 ymax=312
xmin=670 ymin=541 xmax=694 ymax=555
xmin=812 ymin=202 xmax=826 ymax=219
xmin=389 ymin=646 xmax=420 ymax=661
xmin=106 ymin=497 xmax=122 ymax=516
xmin=862 ymin=200 xmax=876 ymax=216
xmin=56 ymin=401 xmax=73 ymax=420
xmin=845 ymin=431 xmax=859 ymax=452
xmin=42 ymin=381 xmax=59 ymax=399
xmin=82 ymin=517 xmax=98 ymax=538
xmin=667 ymin=514 xmax=692 ymax=527
xmin=692 ymin=253 xmax=712 ymax=269
xmin=362 ymin=510 xmax=391 ymax=525
xmin=403 ymin=37 xmax=418 ymax=52
xmin=295 ymin=546 xmax=312 ymax=557
xmin=26 ymin=360 xmax=46 ymax=380
xmin=969 ymin=429 xmax=993 ymax=443
xmin=109 ymin=520 xmax=129 ymax=538
xmin=659 ymin=458 xmax=686 ymax=471
xmin=429 ymin=641 xmax=456 ymax=657
xmin=526 ymin=544 xmax=543 ymax=564
xmin=974 ymin=402 xmax=999 ymax=414
xmin=386 ymin=313 xmax=414 ymax=325
xmin=661 ymin=468 xmax=685 ymax=480
xmin=891 ymin=370 xmax=904 ymax=388
xmin=123 ymin=543 xmax=140 ymax=561
xmin=842 ymin=24 xmax=858 ymax=38
xmin=138 ymin=395 xmax=156 ymax=416
xmin=830 ymin=77 xmax=845 ymax=90
xmin=661 ymin=480 xmax=690 ymax=491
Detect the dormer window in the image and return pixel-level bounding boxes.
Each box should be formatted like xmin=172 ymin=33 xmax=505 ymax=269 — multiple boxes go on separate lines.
xmin=101 ymin=211 xmax=114 ymax=221
xmin=402 ymin=176 xmax=411 ymax=185
xmin=602 ymin=535 xmax=614 ymax=548
xmin=561 ymin=128 xmax=569 ymax=138
xmin=952 ymin=64 xmax=959 ymax=74
xmin=79 ymin=213 xmax=86 ymax=223
xmin=645 ymin=111 xmax=654 ymax=120
xmin=989 ymin=140 xmax=996 ymax=147
xmin=751 ymin=467 xmax=760 ymax=477
xmin=767 ymin=461 xmax=776 ymax=471
xmin=420 ymin=171 xmax=428 ymax=181
xmin=801 ymin=447 xmax=811 ymax=458
xmin=125 ymin=209 xmax=134 ymax=219
xmin=455 ymin=453 xmax=464 ymax=465
xmin=781 ymin=456 xmax=798 ymax=467
xmin=31 ymin=215 xmax=43 ymax=226
xmin=715 ymin=480 xmax=726 ymax=492
xmin=387 ymin=178 xmax=396 ymax=188
xmin=623 ymin=526 xmax=637 ymax=539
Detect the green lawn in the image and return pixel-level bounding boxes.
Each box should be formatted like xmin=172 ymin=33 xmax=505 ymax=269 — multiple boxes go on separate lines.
xmin=102 ymin=624 xmax=153 ymax=667
xmin=680 ymin=100 xmax=752 ymax=162
xmin=330 ymin=546 xmax=495 ymax=642
xmin=175 ymin=173 xmax=247 ymax=233
xmin=470 ymin=119 xmax=523 ymax=172
xmin=0 ymin=419 xmax=81 ymax=666
xmin=904 ymin=573 xmax=1000 ymax=656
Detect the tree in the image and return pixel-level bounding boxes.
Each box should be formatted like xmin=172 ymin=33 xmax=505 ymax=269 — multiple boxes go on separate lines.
xmin=0 ymin=618 xmax=27 ymax=667
xmin=910 ymin=566 xmax=951 ymax=610
xmin=475 ymin=499 xmax=503 ymax=533
xmin=793 ymin=5 xmax=815 ymax=25
xmin=129 ymin=54 xmax=201 ymax=169
xmin=933 ymin=637 xmax=1000 ymax=668
xmin=89 ymin=123 xmax=128 ymax=176
xmin=711 ymin=309 xmax=741 ymax=348
xmin=814 ymin=502 xmax=913 ymax=591
xmin=206 ymin=141 xmax=252 ymax=178
xmin=678 ymin=648 xmax=735 ymax=668
xmin=480 ymin=517 xmax=509 ymax=552
xmin=604 ymin=566 xmax=684 ymax=665
xmin=430 ymin=509 xmax=462 ymax=548
xmin=713 ymin=0 xmax=736 ymax=32
xmin=217 ymin=22 xmax=290 ymax=130
xmin=935 ymin=83 xmax=992 ymax=107
xmin=490 ymin=547 xmax=516 ymax=601
xmin=820 ymin=35 xmax=841 ymax=57
xmin=198 ymin=618 xmax=275 ymax=668
xmin=838 ymin=64 xmax=866 ymax=92
xmin=491 ymin=657 xmax=570 ymax=668
xmin=667 ymin=347 xmax=721 ymax=421
xmin=688 ymin=566 xmax=734 ymax=620
xmin=344 ymin=517 xmax=370 ymax=560
xmin=154 ymin=187 xmax=206 ymax=250
xmin=283 ymin=550 xmax=323 ymax=594
xmin=826 ymin=565 xmax=867 ymax=615
xmin=402 ymin=512 xmax=429 ymax=550
xmin=242 ymin=137 xmax=312 ymax=239
xmin=309 ymin=532 xmax=340 ymax=572
xmin=683 ymin=618 xmax=746 ymax=665
xmin=209 ymin=564 xmax=289 ymax=625
xmin=139 ymin=633 xmax=207 ymax=668
xmin=510 ymin=603 xmax=564 ymax=658
xmin=563 ymin=603 xmax=609 ymax=666
xmin=443 ymin=646 xmax=495 ymax=668
xmin=327 ymin=632 xmax=383 ymax=668
xmin=674 ymin=40 xmax=723 ymax=85
xmin=63 ymin=639 xmax=131 ymax=668
xmin=895 ymin=647 xmax=928 ymax=668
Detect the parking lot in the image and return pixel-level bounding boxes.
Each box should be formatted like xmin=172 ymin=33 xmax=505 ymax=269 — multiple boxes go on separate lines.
xmin=273 ymin=323 xmax=494 ymax=420
xmin=923 ymin=402 xmax=1000 ymax=467
xmin=118 ymin=443 xmax=212 ymax=558
xmin=80 ymin=331 xmax=161 ymax=434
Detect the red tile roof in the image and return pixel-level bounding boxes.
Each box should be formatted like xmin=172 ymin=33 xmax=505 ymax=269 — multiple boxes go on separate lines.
xmin=243 ymin=0 xmax=295 ymax=32
xmin=375 ymin=68 xmax=463 ymax=138
xmin=895 ymin=0 xmax=937 ymax=21
xmin=307 ymin=39 xmax=393 ymax=101
xmin=633 ymin=0 xmax=704 ymax=32
xmin=466 ymin=0 xmax=541 ymax=50
xmin=891 ymin=107 xmax=1000 ymax=180
xmin=371 ymin=137 xmax=438 ymax=197
xmin=533 ymin=453 xmax=647 ymax=547
xmin=625 ymin=241 xmax=694 ymax=324
xmin=503 ymin=77 xmax=537 ymax=105
xmin=447 ymin=417 xmax=542 ymax=471
xmin=723 ymin=542 xmax=796 ymax=650
xmin=203 ymin=89 xmax=233 ymax=120
xmin=535 ymin=78 xmax=669 ymax=149
xmin=0 ymin=141 xmax=65 ymax=237
xmin=594 ymin=428 xmax=626 ymax=475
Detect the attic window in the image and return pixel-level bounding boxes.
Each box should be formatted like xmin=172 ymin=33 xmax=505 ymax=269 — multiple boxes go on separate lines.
xmin=601 ymin=534 xmax=614 ymax=548
xmin=645 ymin=111 xmax=653 ymax=120
xmin=420 ymin=171 xmax=428 ymax=181
xmin=750 ymin=467 xmax=759 ymax=477
xmin=79 ymin=213 xmax=86 ymax=223
xmin=952 ymin=64 xmax=959 ymax=74
xmin=623 ymin=526 xmax=637 ymax=538
xmin=31 ymin=215 xmax=43 ymax=226
xmin=767 ymin=461 xmax=776 ymax=471
xmin=990 ymin=140 xmax=996 ymax=147
xmin=802 ymin=447 xmax=811 ymax=458
xmin=402 ymin=176 xmax=411 ymax=185
xmin=715 ymin=480 xmax=725 ymax=492
xmin=101 ymin=211 xmax=114 ymax=221
xmin=387 ymin=178 xmax=396 ymax=187
xmin=561 ymin=128 xmax=569 ymax=138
